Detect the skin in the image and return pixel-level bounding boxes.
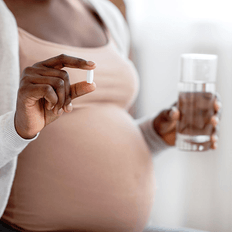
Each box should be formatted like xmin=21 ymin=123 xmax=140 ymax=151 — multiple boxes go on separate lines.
xmin=3 ymin=0 xmax=106 ymax=139
xmin=153 ymin=100 xmax=221 ymax=149
xmin=3 ymin=0 xmax=108 ymax=48
xmin=108 ymin=0 xmax=221 ymax=149
xmin=109 ymin=0 xmax=127 ymax=19
xmin=15 ymin=54 xmax=96 ymax=139
xmin=4 ymin=0 xmax=221 ymax=147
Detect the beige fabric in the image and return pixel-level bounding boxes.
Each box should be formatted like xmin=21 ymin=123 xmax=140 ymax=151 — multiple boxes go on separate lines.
xmin=0 ymin=0 xmax=169 ymax=228
xmin=2 ymin=15 xmax=156 ymax=231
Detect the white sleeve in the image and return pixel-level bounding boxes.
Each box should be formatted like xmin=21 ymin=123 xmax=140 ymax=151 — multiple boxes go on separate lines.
xmin=135 ymin=115 xmax=171 ymax=156
xmin=0 ymin=0 xmax=39 ymax=168
xmin=0 ymin=111 xmax=39 ymax=169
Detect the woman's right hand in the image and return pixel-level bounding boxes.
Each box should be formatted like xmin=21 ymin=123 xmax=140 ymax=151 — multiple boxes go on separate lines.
xmin=15 ymin=54 xmax=96 ymax=139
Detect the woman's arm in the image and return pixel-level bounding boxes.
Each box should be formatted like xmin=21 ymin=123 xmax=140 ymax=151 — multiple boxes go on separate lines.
xmin=136 ymin=100 xmax=220 ymax=155
xmin=0 ymin=0 xmax=40 ymax=218
xmin=108 ymin=0 xmax=219 ymax=154
xmin=136 ymin=115 xmax=171 ymax=155
xmin=0 ymin=1 xmax=40 ymax=169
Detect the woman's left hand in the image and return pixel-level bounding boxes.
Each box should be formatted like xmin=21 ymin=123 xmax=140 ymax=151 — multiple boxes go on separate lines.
xmin=152 ymin=96 xmax=222 ymax=149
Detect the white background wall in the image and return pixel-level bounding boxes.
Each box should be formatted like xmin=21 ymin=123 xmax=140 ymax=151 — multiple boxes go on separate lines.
xmin=126 ymin=0 xmax=232 ymax=231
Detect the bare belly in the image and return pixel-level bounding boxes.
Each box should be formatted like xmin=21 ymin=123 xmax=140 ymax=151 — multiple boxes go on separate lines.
xmin=3 ymin=105 xmax=155 ymax=232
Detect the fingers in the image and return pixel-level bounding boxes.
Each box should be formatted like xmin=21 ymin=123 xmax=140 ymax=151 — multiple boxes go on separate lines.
xmin=169 ymin=106 xmax=180 ymax=120
xmin=210 ymin=115 xmax=219 ymax=127
xmin=20 ymin=79 xmax=96 ymax=115
xmin=167 ymin=94 xmax=221 ymax=150
xmin=153 ymin=106 xmax=180 ymax=136
xmin=214 ymin=92 xmax=222 ymax=118
xmin=38 ymin=68 xmax=71 ymax=114
xmin=35 ymin=76 xmax=65 ymax=114
xmin=70 ymin=81 xmax=96 ymax=100
xmin=210 ymin=92 xmax=221 ymax=149
xmin=214 ymin=100 xmax=222 ymax=113
xmin=21 ymin=70 xmax=70 ymax=114
xmin=209 ymin=115 xmax=220 ymax=150
xmin=210 ymin=113 xmax=220 ymax=150
xmin=21 ymin=58 xmax=97 ymax=114
xmin=19 ymin=83 xmax=58 ymax=110
xmin=210 ymin=133 xmax=218 ymax=150
xmin=35 ymin=54 xmax=96 ymax=70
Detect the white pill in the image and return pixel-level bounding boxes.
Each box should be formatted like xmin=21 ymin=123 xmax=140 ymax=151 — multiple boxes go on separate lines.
xmin=87 ymin=70 xmax=94 ymax=83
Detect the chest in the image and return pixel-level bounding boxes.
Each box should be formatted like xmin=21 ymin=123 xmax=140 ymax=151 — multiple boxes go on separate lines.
xmin=18 ymin=25 xmax=139 ymax=111
xmin=3 ymin=0 xmax=108 ymax=48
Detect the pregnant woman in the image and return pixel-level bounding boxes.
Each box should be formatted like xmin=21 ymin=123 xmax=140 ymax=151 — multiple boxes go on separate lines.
xmin=0 ymin=0 xmax=220 ymax=231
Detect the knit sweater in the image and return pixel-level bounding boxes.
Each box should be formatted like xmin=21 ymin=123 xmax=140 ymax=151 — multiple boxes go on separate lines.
xmin=0 ymin=0 xmax=169 ymax=218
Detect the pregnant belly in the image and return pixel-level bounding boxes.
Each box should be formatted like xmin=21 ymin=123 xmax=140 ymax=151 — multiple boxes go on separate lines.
xmin=4 ymin=105 xmax=155 ymax=232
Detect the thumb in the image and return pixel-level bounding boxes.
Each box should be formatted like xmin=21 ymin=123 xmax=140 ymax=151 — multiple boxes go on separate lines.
xmin=70 ymin=81 xmax=96 ymax=100
xmin=154 ymin=106 xmax=180 ymax=135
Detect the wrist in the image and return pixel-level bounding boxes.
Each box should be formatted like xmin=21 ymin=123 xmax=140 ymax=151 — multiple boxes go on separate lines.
xmin=14 ymin=113 xmax=37 ymax=139
xmin=152 ymin=117 xmax=175 ymax=146
xmin=152 ymin=117 xmax=162 ymax=137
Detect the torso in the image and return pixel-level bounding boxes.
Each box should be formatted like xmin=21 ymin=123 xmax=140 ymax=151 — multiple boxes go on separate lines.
xmin=2 ymin=1 xmax=155 ymax=231
xmin=3 ymin=0 xmax=108 ymax=48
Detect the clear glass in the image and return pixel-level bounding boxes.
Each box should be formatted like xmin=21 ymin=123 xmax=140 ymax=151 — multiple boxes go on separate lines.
xmin=180 ymin=54 xmax=218 ymax=82
xmin=176 ymin=82 xmax=216 ymax=151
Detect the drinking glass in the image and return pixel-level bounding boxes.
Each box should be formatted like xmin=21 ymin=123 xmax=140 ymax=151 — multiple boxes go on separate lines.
xmin=176 ymin=53 xmax=218 ymax=151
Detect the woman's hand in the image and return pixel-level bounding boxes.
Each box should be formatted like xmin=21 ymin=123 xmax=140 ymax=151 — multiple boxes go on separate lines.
xmin=15 ymin=54 xmax=96 ymax=139
xmin=152 ymin=95 xmax=222 ymax=149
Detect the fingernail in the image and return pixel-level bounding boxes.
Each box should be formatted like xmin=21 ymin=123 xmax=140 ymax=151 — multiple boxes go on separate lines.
xmin=57 ymin=108 xmax=64 ymax=115
xmin=212 ymin=135 xmax=219 ymax=142
xmin=66 ymin=103 xmax=73 ymax=112
xmin=216 ymin=101 xmax=222 ymax=110
xmin=213 ymin=142 xmax=218 ymax=149
xmin=217 ymin=101 xmax=222 ymax=107
xmin=87 ymin=61 xmax=95 ymax=66
xmin=169 ymin=110 xmax=174 ymax=118
xmin=169 ymin=106 xmax=178 ymax=118
xmin=47 ymin=103 xmax=54 ymax=111
xmin=212 ymin=116 xmax=219 ymax=126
